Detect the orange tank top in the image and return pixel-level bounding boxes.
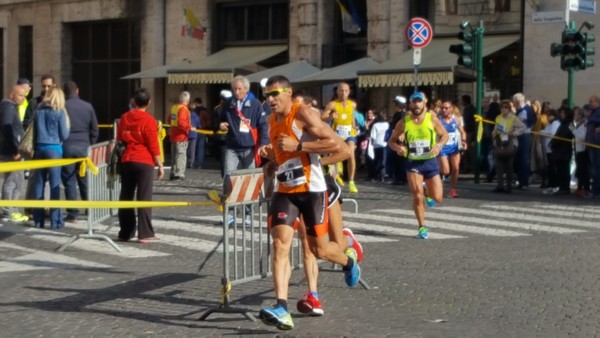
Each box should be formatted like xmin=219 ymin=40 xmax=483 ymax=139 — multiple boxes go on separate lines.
xmin=268 ymin=103 xmax=326 ymax=193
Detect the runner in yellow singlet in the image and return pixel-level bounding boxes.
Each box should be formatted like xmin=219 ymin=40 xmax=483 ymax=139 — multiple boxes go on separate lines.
xmin=322 ymin=82 xmax=359 ymax=193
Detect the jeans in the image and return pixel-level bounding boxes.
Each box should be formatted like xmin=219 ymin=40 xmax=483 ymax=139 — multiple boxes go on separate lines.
xmin=187 ymin=137 xmax=197 ymax=168
xmin=61 ymin=145 xmax=88 ymax=218
xmin=589 ymin=147 xmax=600 ymax=195
xmin=194 ymin=134 xmax=207 ymax=168
xmin=223 ymin=147 xmax=255 ymax=216
xmin=515 ymin=133 xmax=532 ymax=187
xmin=33 ymin=148 xmax=63 ymax=228
xmin=1 ymin=155 xmax=24 ymax=215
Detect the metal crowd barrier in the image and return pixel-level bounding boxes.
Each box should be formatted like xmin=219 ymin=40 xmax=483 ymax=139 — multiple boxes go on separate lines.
xmin=57 ymin=140 xmax=122 ymax=252
xmin=199 ymin=168 xmax=303 ymax=322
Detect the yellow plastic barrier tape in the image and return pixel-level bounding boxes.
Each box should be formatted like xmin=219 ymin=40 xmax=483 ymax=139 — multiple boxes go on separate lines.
xmin=0 ymin=158 xmax=98 ymax=175
xmin=220 ymin=279 xmax=232 ymax=306
xmin=207 ymin=190 xmax=224 ymax=212
xmin=474 ymin=115 xmax=600 ymax=149
xmin=0 ymin=200 xmax=215 ymax=208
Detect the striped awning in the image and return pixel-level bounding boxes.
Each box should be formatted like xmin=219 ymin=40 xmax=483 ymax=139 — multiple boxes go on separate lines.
xmin=167 ymin=45 xmax=287 ymax=84
xmin=357 ymin=35 xmax=519 ymax=87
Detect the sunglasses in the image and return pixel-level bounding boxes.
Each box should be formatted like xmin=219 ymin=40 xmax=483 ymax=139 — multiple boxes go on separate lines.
xmin=264 ymin=87 xmax=290 ymax=98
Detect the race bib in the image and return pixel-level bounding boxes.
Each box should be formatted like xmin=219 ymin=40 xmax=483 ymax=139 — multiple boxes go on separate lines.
xmin=408 ymin=140 xmax=430 ymax=157
xmin=448 ymin=132 xmax=457 ymax=146
xmin=276 ymin=157 xmax=306 ymax=187
xmin=239 ymin=119 xmax=250 ymax=133
xmin=336 ymin=125 xmax=352 ymax=140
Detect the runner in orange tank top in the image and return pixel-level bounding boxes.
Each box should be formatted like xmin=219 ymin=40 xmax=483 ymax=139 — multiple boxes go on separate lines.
xmin=257 ymin=75 xmax=362 ymax=331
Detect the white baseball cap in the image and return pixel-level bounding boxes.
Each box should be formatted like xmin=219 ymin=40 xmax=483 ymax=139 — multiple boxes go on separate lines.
xmin=394 ymin=95 xmax=407 ymax=104
xmin=220 ymin=89 xmax=232 ymax=99
xmin=260 ymin=78 xmax=269 ymax=88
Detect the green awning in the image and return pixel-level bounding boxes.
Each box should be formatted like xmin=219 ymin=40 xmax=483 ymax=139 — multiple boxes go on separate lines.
xmin=121 ymin=61 xmax=192 ymax=80
xmin=168 ymin=45 xmax=288 ymax=84
xmin=357 ymin=35 xmax=519 ymax=87
xmin=246 ymin=60 xmax=320 ymax=83
xmin=295 ymin=57 xmax=378 ymax=84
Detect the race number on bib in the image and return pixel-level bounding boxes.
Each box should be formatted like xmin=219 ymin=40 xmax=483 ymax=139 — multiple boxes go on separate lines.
xmin=409 ymin=140 xmax=431 ymax=157
xmin=276 ymin=158 xmax=306 ymax=187
xmin=336 ymin=125 xmax=352 ymax=140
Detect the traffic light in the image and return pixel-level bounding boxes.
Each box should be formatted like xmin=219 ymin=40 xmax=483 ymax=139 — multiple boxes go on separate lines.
xmin=576 ymin=32 xmax=595 ymax=69
xmin=550 ymin=22 xmax=595 ymax=71
xmin=449 ymin=22 xmax=474 ymax=68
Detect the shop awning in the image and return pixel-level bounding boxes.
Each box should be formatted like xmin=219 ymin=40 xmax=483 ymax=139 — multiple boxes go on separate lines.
xmin=121 ymin=61 xmax=192 ymax=80
xmin=357 ymin=35 xmax=519 ymax=87
xmin=246 ymin=60 xmax=320 ymax=83
xmin=295 ymin=57 xmax=378 ymax=84
xmin=167 ymin=45 xmax=288 ymax=84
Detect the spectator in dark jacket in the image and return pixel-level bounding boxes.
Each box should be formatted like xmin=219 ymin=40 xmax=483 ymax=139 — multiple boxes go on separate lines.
xmin=218 ymin=75 xmax=268 ymax=226
xmin=585 ymin=95 xmax=600 ymax=197
xmin=61 ymin=81 xmax=99 ymax=222
xmin=550 ymin=107 xmax=574 ymax=195
xmin=0 ymin=85 xmax=27 ymax=222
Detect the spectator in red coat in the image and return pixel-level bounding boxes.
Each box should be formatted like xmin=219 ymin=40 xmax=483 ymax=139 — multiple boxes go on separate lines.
xmin=116 ymin=88 xmax=164 ymax=243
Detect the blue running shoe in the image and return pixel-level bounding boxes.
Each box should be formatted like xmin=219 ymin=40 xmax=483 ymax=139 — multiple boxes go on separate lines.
xmin=417 ymin=226 xmax=429 ymax=239
xmin=259 ymin=305 xmax=294 ymax=330
xmin=422 ymin=183 xmax=436 ymax=207
xmin=344 ymin=248 xmax=361 ymax=287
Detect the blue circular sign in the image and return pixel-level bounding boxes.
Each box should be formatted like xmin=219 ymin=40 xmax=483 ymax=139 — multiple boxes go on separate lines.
xmin=405 ymin=18 xmax=433 ymax=48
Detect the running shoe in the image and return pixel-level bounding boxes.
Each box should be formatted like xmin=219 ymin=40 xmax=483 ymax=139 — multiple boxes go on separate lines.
xmin=423 ymin=183 xmax=436 ymax=207
xmin=344 ymin=248 xmax=361 ymax=287
xmin=342 ymin=228 xmax=363 ymax=262
xmin=259 ymin=304 xmax=294 ymax=330
xmin=447 ymin=188 xmax=458 ymax=198
xmin=348 ymin=181 xmax=358 ymax=193
xmin=8 ymin=212 xmax=29 ymax=223
xmin=296 ymin=293 xmax=324 ymax=316
xmin=417 ymin=226 xmax=429 ymax=239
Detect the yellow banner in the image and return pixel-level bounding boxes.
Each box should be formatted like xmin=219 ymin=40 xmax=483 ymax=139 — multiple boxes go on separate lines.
xmin=0 ymin=158 xmax=98 ymax=175
xmin=0 ymin=200 xmax=215 ymax=208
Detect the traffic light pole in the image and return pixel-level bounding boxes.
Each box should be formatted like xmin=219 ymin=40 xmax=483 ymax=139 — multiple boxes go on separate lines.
xmin=474 ymin=22 xmax=484 ymax=184
xmin=567 ymin=20 xmax=576 ymax=109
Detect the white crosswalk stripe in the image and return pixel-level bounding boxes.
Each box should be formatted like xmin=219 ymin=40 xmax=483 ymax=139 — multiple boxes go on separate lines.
xmin=0 ymin=201 xmax=596 ymax=269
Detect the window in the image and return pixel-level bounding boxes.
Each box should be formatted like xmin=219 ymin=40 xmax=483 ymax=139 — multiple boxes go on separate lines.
xmin=445 ymin=0 xmax=457 ymax=15
xmin=0 ymin=29 xmax=3 ymax=97
xmin=18 ymin=26 xmax=33 ymax=84
xmin=70 ymin=20 xmax=140 ymax=126
xmin=409 ymin=0 xmax=434 ymax=20
xmin=324 ymin=0 xmax=368 ymax=67
xmin=495 ymin=0 xmax=510 ymax=12
xmin=214 ymin=0 xmax=289 ymax=47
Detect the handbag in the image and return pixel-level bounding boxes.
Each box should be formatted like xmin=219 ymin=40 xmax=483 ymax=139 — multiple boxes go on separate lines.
xmin=18 ymin=123 xmax=35 ymax=159
xmin=493 ymin=135 xmax=516 ymax=158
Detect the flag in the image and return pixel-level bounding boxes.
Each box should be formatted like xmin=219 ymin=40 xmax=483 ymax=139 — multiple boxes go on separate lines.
xmin=181 ymin=6 xmax=206 ymax=40
xmin=336 ymin=0 xmax=361 ymax=34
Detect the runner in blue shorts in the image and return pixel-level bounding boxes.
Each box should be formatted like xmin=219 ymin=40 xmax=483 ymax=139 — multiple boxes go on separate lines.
xmin=388 ymin=91 xmax=449 ymax=239
xmin=438 ymin=100 xmax=467 ymax=198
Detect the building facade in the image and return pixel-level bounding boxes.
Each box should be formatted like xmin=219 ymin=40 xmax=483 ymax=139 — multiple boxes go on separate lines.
xmin=0 ymin=0 xmax=596 ymax=126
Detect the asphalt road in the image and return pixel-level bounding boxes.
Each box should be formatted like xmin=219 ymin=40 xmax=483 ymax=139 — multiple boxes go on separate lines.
xmin=1 ymin=165 xmax=599 ymax=337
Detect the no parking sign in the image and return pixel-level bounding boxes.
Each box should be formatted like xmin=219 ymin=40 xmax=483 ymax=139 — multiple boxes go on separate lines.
xmin=405 ymin=17 xmax=433 ymax=48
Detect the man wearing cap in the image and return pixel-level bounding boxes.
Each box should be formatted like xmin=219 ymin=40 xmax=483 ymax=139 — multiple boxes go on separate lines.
xmin=16 ymin=78 xmax=32 ymax=124
xmin=387 ymin=95 xmax=408 ymax=185
xmin=388 ymin=91 xmax=449 ymax=239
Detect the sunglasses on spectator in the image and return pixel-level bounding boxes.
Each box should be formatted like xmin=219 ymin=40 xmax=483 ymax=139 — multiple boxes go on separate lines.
xmin=264 ymin=87 xmax=290 ymax=98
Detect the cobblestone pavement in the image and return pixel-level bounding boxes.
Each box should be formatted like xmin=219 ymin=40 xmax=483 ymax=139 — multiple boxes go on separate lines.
xmin=1 ymin=163 xmax=599 ymax=337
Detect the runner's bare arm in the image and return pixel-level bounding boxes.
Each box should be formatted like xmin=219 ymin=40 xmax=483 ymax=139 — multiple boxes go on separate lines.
xmin=277 ymin=105 xmax=340 ymax=154
xmin=388 ymin=120 xmax=406 ymax=156
xmin=321 ymin=101 xmax=336 ymax=122
xmin=430 ymin=116 xmax=450 ymax=157
xmin=320 ymin=139 xmax=351 ymax=166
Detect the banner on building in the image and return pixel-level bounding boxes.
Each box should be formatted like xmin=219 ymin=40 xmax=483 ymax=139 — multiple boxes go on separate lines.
xmin=181 ymin=6 xmax=207 ymax=40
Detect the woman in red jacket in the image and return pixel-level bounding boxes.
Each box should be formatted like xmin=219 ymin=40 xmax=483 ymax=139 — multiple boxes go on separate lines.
xmin=116 ymin=88 xmax=164 ymax=243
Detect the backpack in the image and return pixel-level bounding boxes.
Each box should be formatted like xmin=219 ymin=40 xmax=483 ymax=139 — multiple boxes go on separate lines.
xmin=108 ymin=141 xmax=126 ymax=184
